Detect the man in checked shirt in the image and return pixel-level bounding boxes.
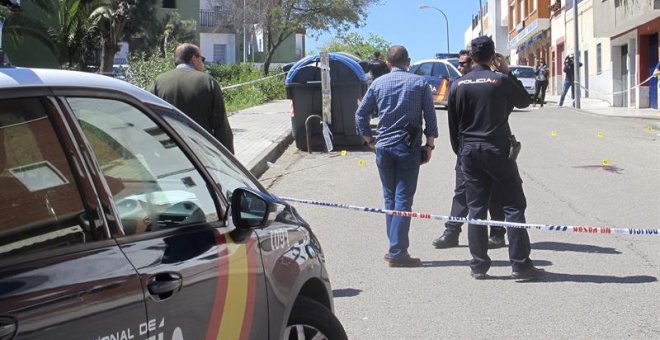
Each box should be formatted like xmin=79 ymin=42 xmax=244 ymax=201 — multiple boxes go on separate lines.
xmin=355 ymin=45 xmax=438 ymax=267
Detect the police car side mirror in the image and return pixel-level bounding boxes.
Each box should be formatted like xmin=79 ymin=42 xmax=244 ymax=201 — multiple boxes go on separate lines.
xmin=231 ymin=188 xmax=279 ymax=229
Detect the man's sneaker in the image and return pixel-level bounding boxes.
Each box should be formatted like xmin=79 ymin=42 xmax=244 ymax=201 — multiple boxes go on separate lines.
xmin=512 ymin=266 xmax=546 ymax=280
xmin=487 ymin=236 xmax=506 ymax=249
xmin=470 ymin=271 xmax=488 ymax=280
xmin=432 ymin=231 xmax=459 ymax=248
xmin=384 ymin=253 xmax=422 ymax=267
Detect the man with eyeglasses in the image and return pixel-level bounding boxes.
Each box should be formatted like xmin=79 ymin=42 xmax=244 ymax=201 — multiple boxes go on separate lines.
xmin=151 ymin=43 xmax=234 ymax=153
xmin=432 ymin=49 xmax=507 ymax=250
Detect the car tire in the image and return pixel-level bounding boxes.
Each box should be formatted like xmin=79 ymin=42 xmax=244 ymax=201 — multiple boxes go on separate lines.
xmin=285 ymin=296 xmax=348 ymax=340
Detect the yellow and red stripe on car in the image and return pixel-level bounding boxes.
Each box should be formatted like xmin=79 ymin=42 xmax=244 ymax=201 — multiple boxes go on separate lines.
xmin=435 ymin=78 xmax=449 ymax=103
xmin=206 ymin=232 xmax=257 ymax=340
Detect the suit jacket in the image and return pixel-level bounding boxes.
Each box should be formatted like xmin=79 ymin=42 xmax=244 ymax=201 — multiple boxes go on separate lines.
xmin=150 ymin=67 xmax=234 ymax=154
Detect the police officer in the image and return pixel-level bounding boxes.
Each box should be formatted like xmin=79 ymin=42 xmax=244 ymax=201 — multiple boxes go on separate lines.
xmin=433 ymin=49 xmax=506 ymax=249
xmin=447 ymin=36 xmax=544 ymax=280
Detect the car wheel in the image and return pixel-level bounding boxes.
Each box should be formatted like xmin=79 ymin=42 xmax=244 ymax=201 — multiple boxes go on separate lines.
xmin=285 ymin=296 xmax=348 ymax=340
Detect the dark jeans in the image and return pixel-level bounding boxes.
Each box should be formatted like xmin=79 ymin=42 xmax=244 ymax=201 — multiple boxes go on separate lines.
xmin=445 ymin=158 xmax=505 ymax=238
xmin=558 ymin=80 xmax=574 ymax=106
xmin=376 ymin=142 xmax=421 ymax=259
xmin=533 ymin=80 xmax=548 ymax=105
xmin=460 ymin=142 xmax=533 ymax=274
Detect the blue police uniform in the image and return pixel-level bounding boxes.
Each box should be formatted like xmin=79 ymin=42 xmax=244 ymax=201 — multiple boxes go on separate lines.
xmin=447 ymin=37 xmax=537 ymax=277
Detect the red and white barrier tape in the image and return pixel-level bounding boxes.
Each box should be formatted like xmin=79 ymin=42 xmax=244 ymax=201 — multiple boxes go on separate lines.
xmin=279 ymin=196 xmax=659 ymax=236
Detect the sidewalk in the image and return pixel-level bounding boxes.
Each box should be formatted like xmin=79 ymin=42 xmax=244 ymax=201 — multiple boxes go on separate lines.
xmin=230 ymin=97 xmax=659 ymax=179
xmin=229 ymin=100 xmax=293 ymax=178
xmin=544 ymin=94 xmax=660 ymax=121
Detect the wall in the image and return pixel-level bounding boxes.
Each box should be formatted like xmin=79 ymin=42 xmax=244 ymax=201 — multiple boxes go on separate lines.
xmin=199 ymin=32 xmax=236 ymax=64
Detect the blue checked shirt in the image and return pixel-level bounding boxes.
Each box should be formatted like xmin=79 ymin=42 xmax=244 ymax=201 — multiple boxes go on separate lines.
xmin=355 ymin=67 xmax=438 ymax=148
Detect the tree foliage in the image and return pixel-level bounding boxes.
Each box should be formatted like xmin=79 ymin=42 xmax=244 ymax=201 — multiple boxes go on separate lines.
xmin=90 ymin=1 xmax=131 ymax=73
xmin=322 ymin=32 xmax=389 ymax=60
xmin=227 ymin=0 xmax=379 ymax=74
xmin=2 ymin=0 xmax=102 ymax=69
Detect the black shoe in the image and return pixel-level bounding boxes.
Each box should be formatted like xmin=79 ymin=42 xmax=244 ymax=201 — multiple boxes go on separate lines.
xmin=470 ymin=271 xmax=488 ymax=280
xmin=512 ymin=266 xmax=546 ymax=280
xmin=487 ymin=236 xmax=506 ymax=249
xmin=432 ymin=231 xmax=459 ymax=248
xmin=384 ymin=253 xmax=422 ymax=267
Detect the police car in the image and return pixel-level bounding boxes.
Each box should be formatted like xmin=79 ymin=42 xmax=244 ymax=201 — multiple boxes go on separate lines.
xmin=409 ymin=59 xmax=461 ymax=107
xmin=0 ymin=68 xmax=347 ymax=340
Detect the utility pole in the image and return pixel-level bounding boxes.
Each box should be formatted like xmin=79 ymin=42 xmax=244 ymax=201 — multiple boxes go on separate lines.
xmin=573 ymin=0 xmax=581 ymax=108
xmin=243 ymin=0 xmax=247 ymax=63
xmin=0 ymin=18 xmax=5 ymax=66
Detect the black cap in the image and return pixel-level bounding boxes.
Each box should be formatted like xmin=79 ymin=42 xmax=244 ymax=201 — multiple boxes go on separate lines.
xmin=471 ymin=36 xmax=495 ymax=60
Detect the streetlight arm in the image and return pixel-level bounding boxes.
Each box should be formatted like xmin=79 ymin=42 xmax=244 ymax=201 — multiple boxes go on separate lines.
xmin=418 ymin=4 xmax=450 ymax=53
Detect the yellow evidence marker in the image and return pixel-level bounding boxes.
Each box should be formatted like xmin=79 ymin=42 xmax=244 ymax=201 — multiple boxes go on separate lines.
xmin=340 ymin=150 xmax=347 ymax=156
xmin=648 ymin=125 xmax=655 ymax=132
xmin=597 ymin=131 xmax=604 ymax=138
xmin=551 ymin=130 xmax=557 ymax=137
xmin=358 ymin=160 xmax=365 ymax=167
xmin=601 ymin=159 xmax=609 ymax=166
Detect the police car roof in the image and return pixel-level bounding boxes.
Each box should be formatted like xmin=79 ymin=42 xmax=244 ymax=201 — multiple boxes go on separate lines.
xmin=412 ymin=59 xmax=453 ymax=64
xmin=0 ymin=67 xmax=174 ymax=109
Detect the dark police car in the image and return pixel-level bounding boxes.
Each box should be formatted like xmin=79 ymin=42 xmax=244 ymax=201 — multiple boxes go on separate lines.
xmin=409 ymin=59 xmax=461 ymax=107
xmin=0 ymin=68 xmax=346 ymax=340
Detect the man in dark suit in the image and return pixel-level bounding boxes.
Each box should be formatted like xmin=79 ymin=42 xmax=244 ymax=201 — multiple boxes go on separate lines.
xmin=150 ymin=43 xmax=234 ymax=153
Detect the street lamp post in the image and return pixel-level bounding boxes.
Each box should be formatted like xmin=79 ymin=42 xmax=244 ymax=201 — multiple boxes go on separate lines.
xmin=418 ymin=4 xmax=450 ymax=53
xmin=243 ymin=0 xmax=247 ymax=63
xmin=478 ymin=0 xmax=483 ymax=36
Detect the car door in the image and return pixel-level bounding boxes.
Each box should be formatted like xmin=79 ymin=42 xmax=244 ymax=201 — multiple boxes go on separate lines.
xmin=158 ymin=108 xmax=314 ymax=338
xmin=64 ymin=96 xmax=268 ymax=340
xmin=0 ymin=94 xmax=146 ymax=340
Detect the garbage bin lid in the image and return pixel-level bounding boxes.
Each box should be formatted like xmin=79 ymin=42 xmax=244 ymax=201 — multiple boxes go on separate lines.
xmin=285 ymin=52 xmax=367 ymax=85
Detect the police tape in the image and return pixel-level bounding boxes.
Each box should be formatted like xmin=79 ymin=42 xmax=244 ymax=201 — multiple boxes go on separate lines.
xmin=574 ymin=75 xmax=654 ymax=98
xmin=221 ymin=71 xmax=287 ymax=90
xmin=278 ymin=196 xmax=660 ymax=236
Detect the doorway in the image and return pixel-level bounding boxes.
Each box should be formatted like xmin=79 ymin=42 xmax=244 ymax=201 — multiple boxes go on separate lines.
xmin=621 ymin=45 xmax=628 ymax=106
xmin=583 ymin=50 xmax=589 ymax=98
xmin=649 ymin=34 xmax=658 ymax=109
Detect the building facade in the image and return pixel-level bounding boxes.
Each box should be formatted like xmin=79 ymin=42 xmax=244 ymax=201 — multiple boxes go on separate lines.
xmin=464 ymin=0 xmax=511 ymax=57
xmin=592 ymin=0 xmax=659 ymax=108
xmin=507 ymin=0 xmax=553 ymax=66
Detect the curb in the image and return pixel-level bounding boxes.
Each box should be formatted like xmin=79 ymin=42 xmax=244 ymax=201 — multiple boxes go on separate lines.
xmin=247 ymin=130 xmax=294 ymax=179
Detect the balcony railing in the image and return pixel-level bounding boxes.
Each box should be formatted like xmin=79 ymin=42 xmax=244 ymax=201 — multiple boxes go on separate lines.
xmin=200 ymin=10 xmax=232 ymax=28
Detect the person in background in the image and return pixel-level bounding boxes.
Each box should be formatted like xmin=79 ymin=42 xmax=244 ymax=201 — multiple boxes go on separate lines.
xmin=150 ymin=43 xmax=234 ymax=153
xmin=558 ymin=55 xmax=582 ymax=108
xmin=533 ymin=59 xmax=549 ymax=108
xmin=368 ymin=51 xmax=390 ymax=80
xmin=432 ymin=49 xmax=507 ymax=250
xmin=355 ymin=45 xmax=438 ymax=267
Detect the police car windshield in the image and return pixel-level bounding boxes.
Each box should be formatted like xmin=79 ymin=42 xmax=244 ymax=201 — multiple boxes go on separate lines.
xmin=510 ymin=67 xmax=535 ymax=78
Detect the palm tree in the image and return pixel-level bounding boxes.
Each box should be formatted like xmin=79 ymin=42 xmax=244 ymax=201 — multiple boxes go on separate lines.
xmin=3 ymin=0 xmax=102 ymax=69
xmin=90 ymin=0 xmax=131 ymax=74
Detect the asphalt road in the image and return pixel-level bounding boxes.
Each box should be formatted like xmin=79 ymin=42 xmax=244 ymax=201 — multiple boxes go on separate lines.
xmin=260 ymin=106 xmax=659 ymax=339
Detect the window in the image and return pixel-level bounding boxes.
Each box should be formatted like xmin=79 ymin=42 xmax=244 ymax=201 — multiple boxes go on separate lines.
xmin=162 ymin=0 xmax=176 ymax=9
xmin=596 ymin=43 xmax=602 ymax=74
xmin=68 ymin=98 xmax=219 ymax=235
xmin=0 ymin=98 xmax=92 ymax=257
xmin=431 ymin=63 xmax=449 ymax=78
xmin=414 ymin=62 xmax=434 ymax=76
xmin=161 ymin=112 xmax=260 ymax=200
xmin=213 ymin=44 xmax=227 ymax=64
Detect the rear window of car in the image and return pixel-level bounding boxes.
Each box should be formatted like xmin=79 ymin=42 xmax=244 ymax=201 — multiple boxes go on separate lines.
xmin=510 ymin=67 xmax=535 ymax=78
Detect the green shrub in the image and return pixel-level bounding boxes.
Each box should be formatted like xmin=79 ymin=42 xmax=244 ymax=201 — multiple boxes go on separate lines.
xmin=127 ymin=53 xmax=286 ymax=114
